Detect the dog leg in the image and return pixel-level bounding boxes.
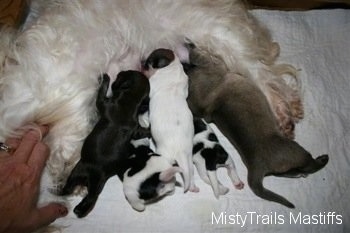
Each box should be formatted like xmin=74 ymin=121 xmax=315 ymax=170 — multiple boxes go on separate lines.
xmin=193 ymin=155 xmax=229 ymax=196
xmin=60 ymin=163 xmax=87 ymax=196
xmin=225 ymin=157 xmax=244 ymax=190
xmin=189 ymin=160 xmax=200 ymax=193
xmin=73 ymin=169 xmax=106 ymax=218
xmin=247 ymin=168 xmax=295 ymax=208
xmin=45 ymin=114 xmax=93 ymax=192
xmin=207 ymin=170 xmax=229 ymax=198
xmin=272 ymin=154 xmax=328 ymax=179
xmin=176 ymin=154 xmax=198 ymax=192
xmin=302 ymin=154 xmax=329 ymax=173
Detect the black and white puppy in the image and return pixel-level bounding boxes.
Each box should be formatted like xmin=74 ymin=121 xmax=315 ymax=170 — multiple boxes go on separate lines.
xmin=142 ymin=48 xmax=198 ymax=193
xmin=123 ymin=130 xmax=181 ymax=212
xmin=185 ymin=44 xmax=329 ymax=208
xmin=60 ymin=71 xmax=151 ymax=217
xmin=193 ymin=117 xmax=244 ymax=198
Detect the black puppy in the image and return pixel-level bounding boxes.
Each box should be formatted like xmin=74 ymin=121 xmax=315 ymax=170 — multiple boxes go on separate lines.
xmin=60 ymin=71 xmax=150 ymax=217
xmin=185 ymin=44 xmax=328 ymax=208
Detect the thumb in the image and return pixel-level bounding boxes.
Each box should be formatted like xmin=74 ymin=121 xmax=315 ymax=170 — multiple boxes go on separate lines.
xmin=30 ymin=203 xmax=68 ymax=229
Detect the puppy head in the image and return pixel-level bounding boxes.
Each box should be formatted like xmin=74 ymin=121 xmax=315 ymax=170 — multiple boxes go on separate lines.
xmin=123 ymin=156 xmax=182 ymax=211
xmin=142 ymin=48 xmax=175 ymax=78
xmin=111 ymin=70 xmax=150 ymax=103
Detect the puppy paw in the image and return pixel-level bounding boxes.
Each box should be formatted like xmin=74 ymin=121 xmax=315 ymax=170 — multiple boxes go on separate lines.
xmin=189 ymin=185 xmax=200 ymax=193
xmin=234 ymin=181 xmax=244 ymax=190
xmin=219 ymin=186 xmax=229 ymax=195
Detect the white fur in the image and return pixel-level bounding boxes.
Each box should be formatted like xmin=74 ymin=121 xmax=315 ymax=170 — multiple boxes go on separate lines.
xmin=0 ymin=0 xmax=301 ymax=188
xmin=193 ymin=120 xmax=244 ymax=198
xmin=146 ymin=54 xmax=196 ymax=192
xmin=123 ymin=154 xmax=177 ymax=212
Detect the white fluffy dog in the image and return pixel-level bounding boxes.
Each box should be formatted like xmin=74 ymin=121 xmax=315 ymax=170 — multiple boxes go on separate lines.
xmin=0 ymin=0 xmax=302 ymax=188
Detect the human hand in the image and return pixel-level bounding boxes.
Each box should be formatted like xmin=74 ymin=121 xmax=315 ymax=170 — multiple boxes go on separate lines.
xmin=0 ymin=125 xmax=68 ymax=233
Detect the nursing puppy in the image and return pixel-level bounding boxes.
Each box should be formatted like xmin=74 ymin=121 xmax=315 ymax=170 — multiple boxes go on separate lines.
xmin=143 ymin=48 xmax=197 ymax=192
xmin=60 ymin=71 xmax=151 ymax=217
xmin=193 ymin=117 xmax=244 ymax=198
xmin=123 ymin=133 xmax=181 ymax=212
xmin=0 ymin=0 xmax=302 ymax=189
xmin=186 ymin=46 xmax=329 ymax=208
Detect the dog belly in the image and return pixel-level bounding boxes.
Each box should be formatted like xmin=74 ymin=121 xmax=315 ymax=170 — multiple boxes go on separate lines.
xmin=0 ymin=0 xmax=299 ymax=187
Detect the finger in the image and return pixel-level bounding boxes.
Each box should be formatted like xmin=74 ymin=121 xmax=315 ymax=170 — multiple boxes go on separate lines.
xmin=13 ymin=125 xmax=49 ymax=163
xmin=27 ymin=142 xmax=50 ymax=182
xmin=4 ymin=138 xmax=20 ymax=152
xmin=22 ymin=125 xmax=50 ymax=140
xmin=29 ymin=203 xmax=68 ymax=230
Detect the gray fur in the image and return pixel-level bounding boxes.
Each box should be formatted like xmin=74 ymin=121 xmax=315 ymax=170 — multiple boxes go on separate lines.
xmin=185 ymin=45 xmax=329 ymax=208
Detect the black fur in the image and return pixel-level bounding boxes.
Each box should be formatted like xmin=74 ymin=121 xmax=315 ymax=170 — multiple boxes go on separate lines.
xmin=192 ymin=142 xmax=204 ymax=154
xmin=142 ymin=48 xmax=175 ymax=70
xmin=193 ymin=118 xmax=230 ymax=172
xmin=126 ymin=146 xmax=159 ymax=177
xmin=200 ymin=145 xmax=228 ymax=171
xmin=138 ymin=172 xmax=162 ymax=201
xmin=60 ymin=71 xmax=150 ymax=218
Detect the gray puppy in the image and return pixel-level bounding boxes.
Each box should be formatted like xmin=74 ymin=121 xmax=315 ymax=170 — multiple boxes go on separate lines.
xmin=184 ymin=45 xmax=329 ymax=208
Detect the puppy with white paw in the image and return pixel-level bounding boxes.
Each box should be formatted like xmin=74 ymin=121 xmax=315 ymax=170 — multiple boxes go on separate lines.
xmin=193 ymin=117 xmax=244 ymax=198
xmin=123 ymin=133 xmax=182 ymax=212
xmin=142 ymin=48 xmax=198 ymax=193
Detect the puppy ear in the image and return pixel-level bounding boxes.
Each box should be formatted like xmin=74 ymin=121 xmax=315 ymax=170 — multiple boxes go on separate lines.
xmin=159 ymin=166 xmax=183 ymax=182
xmin=144 ymin=49 xmax=175 ymax=69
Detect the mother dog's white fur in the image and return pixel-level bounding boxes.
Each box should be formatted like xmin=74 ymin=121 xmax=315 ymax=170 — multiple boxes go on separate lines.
xmin=0 ymin=0 xmax=301 ymax=188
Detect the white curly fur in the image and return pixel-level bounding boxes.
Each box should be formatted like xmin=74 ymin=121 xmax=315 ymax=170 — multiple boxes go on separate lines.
xmin=0 ymin=0 xmax=302 ymax=188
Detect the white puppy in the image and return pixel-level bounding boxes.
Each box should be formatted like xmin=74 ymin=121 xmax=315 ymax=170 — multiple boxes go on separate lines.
xmin=0 ymin=0 xmax=302 ymax=188
xmin=142 ymin=48 xmax=197 ymax=192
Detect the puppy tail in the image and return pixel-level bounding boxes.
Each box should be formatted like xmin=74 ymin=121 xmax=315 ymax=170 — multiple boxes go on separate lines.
xmin=248 ymin=170 xmax=295 ymax=208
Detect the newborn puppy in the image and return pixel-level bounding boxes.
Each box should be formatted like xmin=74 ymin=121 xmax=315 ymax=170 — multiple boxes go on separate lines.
xmin=193 ymin=117 xmax=244 ymax=198
xmin=143 ymin=48 xmax=197 ymax=193
xmin=60 ymin=71 xmax=150 ymax=217
xmin=185 ymin=45 xmax=329 ymax=208
xmin=123 ymin=130 xmax=181 ymax=212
